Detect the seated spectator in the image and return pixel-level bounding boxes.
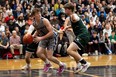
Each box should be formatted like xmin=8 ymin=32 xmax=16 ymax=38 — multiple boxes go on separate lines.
xmin=109 ymin=31 xmax=116 ymax=54
xmin=103 ymin=23 xmax=112 ymax=37
xmin=55 ymin=30 xmax=69 ymax=57
xmin=10 ymin=30 xmax=23 ymax=58
xmin=112 ymin=16 xmax=116 ymax=33
xmin=13 ymin=6 xmax=22 ymax=19
xmin=0 ymin=32 xmax=10 ymax=58
xmin=25 ymin=14 xmax=33 ymax=26
xmin=6 ymin=15 xmax=18 ymax=33
xmin=16 ymin=14 xmax=25 ymax=36
xmin=88 ymin=31 xmax=100 ymax=55
xmin=104 ymin=32 xmax=112 ymax=54
xmin=4 ymin=11 xmax=14 ymax=23
xmin=50 ymin=14 xmax=60 ymax=30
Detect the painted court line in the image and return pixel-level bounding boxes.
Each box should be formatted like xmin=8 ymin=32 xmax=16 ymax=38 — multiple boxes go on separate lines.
xmin=65 ymin=70 xmax=100 ymax=77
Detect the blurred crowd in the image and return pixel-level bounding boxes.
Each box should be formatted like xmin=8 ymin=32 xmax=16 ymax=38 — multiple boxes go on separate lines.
xmin=0 ymin=0 xmax=116 ymax=59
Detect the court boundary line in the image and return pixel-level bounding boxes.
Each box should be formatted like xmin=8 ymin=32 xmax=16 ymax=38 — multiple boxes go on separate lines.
xmin=65 ymin=70 xmax=100 ymax=77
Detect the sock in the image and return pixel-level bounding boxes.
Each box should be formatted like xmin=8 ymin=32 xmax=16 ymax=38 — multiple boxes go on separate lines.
xmin=45 ymin=59 xmax=50 ymax=64
xmin=79 ymin=59 xmax=87 ymax=64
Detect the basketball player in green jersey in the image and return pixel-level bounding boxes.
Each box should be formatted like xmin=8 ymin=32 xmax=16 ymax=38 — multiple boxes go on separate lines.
xmin=63 ymin=3 xmax=91 ymax=73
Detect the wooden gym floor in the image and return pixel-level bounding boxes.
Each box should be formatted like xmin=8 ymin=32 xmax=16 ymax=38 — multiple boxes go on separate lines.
xmin=0 ymin=55 xmax=116 ymax=77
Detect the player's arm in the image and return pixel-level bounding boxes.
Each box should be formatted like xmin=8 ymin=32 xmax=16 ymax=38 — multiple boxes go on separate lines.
xmin=27 ymin=25 xmax=35 ymax=34
xmin=63 ymin=17 xmax=71 ymax=31
xmin=41 ymin=18 xmax=54 ymax=40
xmin=71 ymin=14 xmax=80 ymax=23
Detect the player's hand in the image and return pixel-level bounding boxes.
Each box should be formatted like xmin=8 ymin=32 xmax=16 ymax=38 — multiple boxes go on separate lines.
xmin=33 ymin=36 xmax=42 ymax=43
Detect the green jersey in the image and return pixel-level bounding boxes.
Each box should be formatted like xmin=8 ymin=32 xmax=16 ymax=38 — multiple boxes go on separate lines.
xmin=70 ymin=17 xmax=90 ymax=44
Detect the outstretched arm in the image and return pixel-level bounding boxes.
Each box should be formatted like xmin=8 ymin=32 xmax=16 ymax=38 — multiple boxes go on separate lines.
xmin=27 ymin=25 xmax=35 ymax=34
xmin=63 ymin=17 xmax=71 ymax=31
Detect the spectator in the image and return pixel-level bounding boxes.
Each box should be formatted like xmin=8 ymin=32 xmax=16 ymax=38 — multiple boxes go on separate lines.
xmin=54 ymin=30 xmax=68 ymax=57
xmin=10 ymin=30 xmax=23 ymax=58
xmin=0 ymin=20 xmax=5 ymax=36
xmin=13 ymin=6 xmax=22 ymax=19
xmin=88 ymin=31 xmax=100 ymax=55
xmin=6 ymin=4 xmax=13 ymax=14
xmin=103 ymin=23 xmax=112 ymax=37
xmin=5 ymin=28 xmax=11 ymax=40
xmin=25 ymin=14 xmax=33 ymax=25
xmin=10 ymin=0 xmax=17 ymax=11
xmin=4 ymin=11 xmax=14 ymax=23
xmin=104 ymin=32 xmax=112 ymax=54
xmin=6 ymin=15 xmax=17 ymax=33
xmin=0 ymin=32 xmax=10 ymax=58
xmin=50 ymin=14 xmax=60 ymax=30
xmin=112 ymin=16 xmax=116 ymax=33
xmin=109 ymin=31 xmax=116 ymax=54
xmin=2 ymin=7 xmax=8 ymax=18
xmin=16 ymin=13 xmax=26 ymax=35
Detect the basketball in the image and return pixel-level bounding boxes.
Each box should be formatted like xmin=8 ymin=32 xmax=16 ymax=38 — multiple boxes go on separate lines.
xmin=23 ymin=34 xmax=33 ymax=44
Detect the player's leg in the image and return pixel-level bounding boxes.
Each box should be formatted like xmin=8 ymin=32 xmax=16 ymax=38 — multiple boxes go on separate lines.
xmin=45 ymin=38 xmax=66 ymax=73
xmin=22 ymin=51 xmax=32 ymax=70
xmin=36 ymin=47 xmax=51 ymax=72
xmin=67 ymin=42 xmax=82 ymax=62
xmin=67 ymin=41 xmax=90 ymax=72
xmin=45 ymin=48 xmax=66 ymax=73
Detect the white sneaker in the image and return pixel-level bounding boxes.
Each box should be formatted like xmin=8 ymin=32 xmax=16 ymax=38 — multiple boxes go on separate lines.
xmin=75 ymin=63 xmax=83 ymax=72
xmin=81 ymin=62 xmax=91 ymax=72
xmin=22 ymin=64 xmax=31 ymax=70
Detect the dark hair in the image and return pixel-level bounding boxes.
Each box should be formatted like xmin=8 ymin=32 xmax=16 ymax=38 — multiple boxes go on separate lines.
xmin=31 ymin=8 xmax=41 ymax=16
xmin=64 ymin=3 xmax=74 ymax=12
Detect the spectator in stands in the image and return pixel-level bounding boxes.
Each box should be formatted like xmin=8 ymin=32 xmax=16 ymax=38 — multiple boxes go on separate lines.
xmin=13 ymin=6 xmax=22 ymax=19
xmin=16 ymin=13 xmax=26 ymax=36
xmin=0 ymin=8 xmax=3 ymax=20
xmin=56 ymin=30 xmax=69 ymax=56
xmin=2 ymin=7 xmax=8 ymax=18
xmin=103 ymin=23 xmax=112 ymax=37
xmin=10 ymin=0 xmax=17 ymax=11
xmin=26 ymin=4 xmax=32 ymax=14
xmin=104 ymin=32 xmax=112 ymax=54
xmin=14 ymin=26 xmax=21 ymax=37
xmin=4 ymin=11 xmax=14 ymax=23
xmin=0 ymin=32 xmax=10 ymax=58
xmin=109 ymin=31 xmax=116 ymax=54
xmin=10 ymin=30 xmax=23 ymax=58
xmin=50 ymin=14 xmax=60 ymax=30
xmin=0 ymin=20 xmax=5 ymax=36
xmin=5 ymin=29 xmax=11 ymax=40
xmin=88 ymin=22 xmax=96 ymax=35
xmin=112 ymin=16 xmax=116 ymax=33
xmin=88 ymin=31 xmax=100 ymax=55
xmin=6 ymin=15 xmax=17 ymax=33
xmin=6 ymin=4 xmax=13 ymax=14
xmin=25 ymin=14 xmax=33 ymax=25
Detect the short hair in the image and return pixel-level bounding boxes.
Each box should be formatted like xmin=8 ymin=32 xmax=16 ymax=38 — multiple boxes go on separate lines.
xmin=31 ymin=8 xmax=41 ymax=16
xmin=64 ymin=3 xmax=74 ymax=12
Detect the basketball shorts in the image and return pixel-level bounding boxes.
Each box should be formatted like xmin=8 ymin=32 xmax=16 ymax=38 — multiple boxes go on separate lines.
xmin=39 ymin=37 xmax=56 ymax=51
xmin=26 ymin=42 xmax=38 ymax=53
xmin=74 ymin=36 xmax=89 ymax=50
